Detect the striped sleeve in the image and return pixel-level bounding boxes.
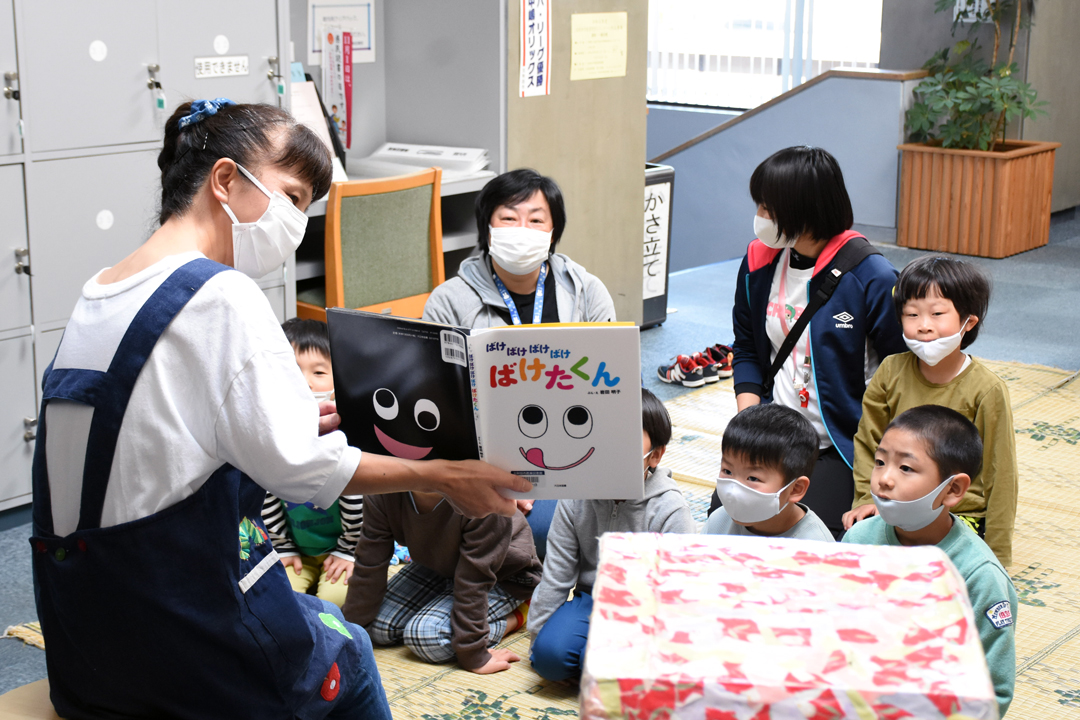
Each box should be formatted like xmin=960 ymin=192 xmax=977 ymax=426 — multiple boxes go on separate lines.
xmin=332 ymin=494 xmax=364 ymax=561
xmin=261 ymin=492 xmax=299 ymax=557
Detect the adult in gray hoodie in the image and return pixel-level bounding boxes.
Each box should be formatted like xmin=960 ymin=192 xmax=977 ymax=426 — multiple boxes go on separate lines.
xmin=527 ymin=389 xmax=696 ymax=682
xmin=423 ymin=169 xmax=616 ymax=559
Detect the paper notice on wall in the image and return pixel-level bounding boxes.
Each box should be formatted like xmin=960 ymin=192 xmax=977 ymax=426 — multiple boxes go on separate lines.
xmin=643 ymin=182 xmax=670 ymax=300
xmin=570 ymin=12 xmax=628 ymax=81
xmin=322 ymin=28 xmax=353 ymax=149
xmin=308 ymin=0 xmax=375 ymax=65
xmin=519 ymin=0 xmax=551 ymax=97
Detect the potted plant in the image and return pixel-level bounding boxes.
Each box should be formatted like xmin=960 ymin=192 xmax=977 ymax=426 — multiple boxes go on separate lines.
xmin=896 ymin=0 xmax=1058 ymax=258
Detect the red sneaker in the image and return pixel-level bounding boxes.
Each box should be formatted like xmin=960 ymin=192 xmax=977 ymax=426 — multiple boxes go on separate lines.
xmin=690 ymin=352 xmax=720 ymax=384
xmin=704 ymin=344 xmax=734 ymax=378
xmin=657 ymin=355 xmax=705 ymax=388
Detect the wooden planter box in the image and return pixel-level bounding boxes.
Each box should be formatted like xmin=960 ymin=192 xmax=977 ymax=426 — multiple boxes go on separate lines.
xmin=897 ymin=140 xmax=1060 ymax=258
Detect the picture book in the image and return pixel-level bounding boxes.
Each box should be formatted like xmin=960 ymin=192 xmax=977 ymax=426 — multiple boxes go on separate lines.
xmin=326 ymin=309 xmax=644 ymax=500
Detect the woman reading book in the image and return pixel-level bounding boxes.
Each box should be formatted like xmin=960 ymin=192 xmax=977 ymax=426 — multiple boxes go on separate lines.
xmin=423 ymin=168 xmax=617 ymax=557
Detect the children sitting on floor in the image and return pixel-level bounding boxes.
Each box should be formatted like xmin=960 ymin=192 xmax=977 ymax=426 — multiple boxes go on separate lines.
xmin=262 ymin=318 xmax=363 ymax=608
xmin=843 ymin=405 xmax=1016 ymax=717
xmin=844 ymin=255 xmax=1018 ymax=567
xmin=342 ymin=471 xmax=542 ymax=674
xmin=702 ymin=403 xmax=833 ymax=541
xmin=528 ymin=387 xmax=696 ymax=682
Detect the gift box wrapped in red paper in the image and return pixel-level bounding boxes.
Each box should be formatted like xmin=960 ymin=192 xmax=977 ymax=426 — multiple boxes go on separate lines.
xmin=580 ymin=532 xmax=997 ymax=720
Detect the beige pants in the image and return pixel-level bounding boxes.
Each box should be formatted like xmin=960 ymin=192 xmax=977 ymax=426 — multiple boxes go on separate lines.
xmin=283 ymin=553 xmax=349 ymax=608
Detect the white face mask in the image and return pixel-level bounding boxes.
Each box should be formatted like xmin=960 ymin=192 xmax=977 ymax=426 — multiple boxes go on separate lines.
xmin=312 ymin=389 xmax=335 ymax=403
xmin=715 ymin=476 xmax=795 ymax=524
xmin=488 ymin=225 xmax=552 ymax=276
xmin=643 ymin=451 xmax=655 ymax=482
xmin=903 ymin=317 xmax=970 ymax=366
xmin=753 ymin=214 xmax=796 ymax=250
xmin=221 ymin=163 xmax=309 ymax=279
xmin=872 ymin=475 xmax=955 ymax=532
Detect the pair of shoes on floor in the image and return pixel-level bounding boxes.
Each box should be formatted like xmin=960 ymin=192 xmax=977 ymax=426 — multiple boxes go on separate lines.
xmin=656 ymin=344 xmax=734 ymax=388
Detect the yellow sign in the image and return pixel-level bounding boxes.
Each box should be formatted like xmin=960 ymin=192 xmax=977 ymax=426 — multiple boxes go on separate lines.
xmin=570 ymin=12 xmax=628 ymax=81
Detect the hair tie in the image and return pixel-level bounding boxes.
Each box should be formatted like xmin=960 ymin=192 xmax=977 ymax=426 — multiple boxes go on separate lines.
xmin=178 ymin=98 xmax=236 ymax=129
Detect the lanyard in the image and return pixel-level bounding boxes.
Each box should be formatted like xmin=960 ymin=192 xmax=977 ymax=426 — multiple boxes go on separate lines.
xmin=777 ymin=249 xmax=812 ymax=406
xmin=493 ymin=262 xmax=548 ymax=325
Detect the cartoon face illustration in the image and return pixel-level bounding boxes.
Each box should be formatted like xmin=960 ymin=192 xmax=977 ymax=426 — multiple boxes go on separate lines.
xmin=516 ymin=403 xmax=595 ymax=470
xmin=327 ymin=312 xmax=479 ymax=462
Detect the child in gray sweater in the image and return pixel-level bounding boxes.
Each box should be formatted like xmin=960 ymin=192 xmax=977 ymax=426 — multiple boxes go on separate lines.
xmin=528 ymin=388 xmax=695 ymax=681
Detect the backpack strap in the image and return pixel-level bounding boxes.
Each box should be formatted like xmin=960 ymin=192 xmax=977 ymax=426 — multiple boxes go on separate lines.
xmin=761 ymin=237 xmax=881 ymax=396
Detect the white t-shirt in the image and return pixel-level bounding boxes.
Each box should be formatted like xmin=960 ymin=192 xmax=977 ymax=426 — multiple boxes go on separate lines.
xmin=44 ymin=251 xmax=361 ymax=537
xmin=765 ymin=250 xmax=831 ymax=448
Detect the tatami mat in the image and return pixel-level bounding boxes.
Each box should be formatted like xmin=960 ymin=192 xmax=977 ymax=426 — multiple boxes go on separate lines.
xmin=5 ymin=359 xmax=1077 ymax=718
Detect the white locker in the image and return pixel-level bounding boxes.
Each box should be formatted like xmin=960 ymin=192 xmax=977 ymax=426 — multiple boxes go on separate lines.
xmin=156 ymin=0 xmax=281 ymax=109
xmin=0 ymin=163 xmax=31 ymax=331
xmin=0 ymin=333 xmax=37 ymax=511
xmin=21 ymin=0 xmax=160 ymax=152
xmin=0 ymin=0 xmax=21 ymax=155
xmin=27 ymin=150 xmax=159 ymax=326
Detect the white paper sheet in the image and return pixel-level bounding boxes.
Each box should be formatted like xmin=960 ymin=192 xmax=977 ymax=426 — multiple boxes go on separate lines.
xmin=308 ymin=0 xmax=376 ymax=65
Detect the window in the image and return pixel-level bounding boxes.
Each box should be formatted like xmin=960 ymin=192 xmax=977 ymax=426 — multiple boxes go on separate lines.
xmin=647 ymin=0 xmax=883 ymax=110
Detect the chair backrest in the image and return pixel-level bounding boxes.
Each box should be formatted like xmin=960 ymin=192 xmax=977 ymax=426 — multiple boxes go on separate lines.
xmin=324 ymin=168 xmax=444 ymax=312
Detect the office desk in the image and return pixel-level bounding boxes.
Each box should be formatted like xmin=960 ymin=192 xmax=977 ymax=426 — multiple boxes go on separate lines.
xmin=296 ymin=171 xmax=495 ymax=281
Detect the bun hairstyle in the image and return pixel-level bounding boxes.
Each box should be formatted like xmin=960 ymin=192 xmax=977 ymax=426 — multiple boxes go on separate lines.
xmin=157 ymin=101 xmax=333 ymax=225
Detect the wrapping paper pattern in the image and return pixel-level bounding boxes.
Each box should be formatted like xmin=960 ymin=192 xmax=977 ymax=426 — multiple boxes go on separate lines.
xmin=581 ymin=533 xmax=997 ymax=720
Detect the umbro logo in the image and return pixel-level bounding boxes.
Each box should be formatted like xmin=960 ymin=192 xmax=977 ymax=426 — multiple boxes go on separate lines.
xmin=833 ymin=311 xmax=854 ymax=329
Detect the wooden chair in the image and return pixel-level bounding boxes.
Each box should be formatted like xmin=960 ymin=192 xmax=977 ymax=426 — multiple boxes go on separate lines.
xmin=296 ymin=168 xmax=444 ymax=321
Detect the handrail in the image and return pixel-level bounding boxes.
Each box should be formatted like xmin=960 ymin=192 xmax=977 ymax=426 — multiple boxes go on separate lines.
xmin=648 ymin=68 xmax=929 ymax=163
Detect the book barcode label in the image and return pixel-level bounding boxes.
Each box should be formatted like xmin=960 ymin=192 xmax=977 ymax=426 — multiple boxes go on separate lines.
xmin=440 ymin=330 xmax=468 ymax=367
xmin=512 ymin=470 xmax=544 ymax=488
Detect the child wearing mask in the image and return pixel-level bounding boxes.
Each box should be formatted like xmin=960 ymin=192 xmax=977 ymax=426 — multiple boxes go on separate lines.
xmin=843 ymin=405 xmax=1016 ymax=717
xmin=843 ymin=256 xmax=1017 ymax=567
xmin=701 ymin=403 xmax=834 ymax=541
xmin=261 ymin=318 xmax=363 ymax=608
xmin=528 ymin=388 xmax=696 ymax=682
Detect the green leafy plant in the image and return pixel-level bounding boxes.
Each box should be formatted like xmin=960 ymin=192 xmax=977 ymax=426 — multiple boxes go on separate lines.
xmin=905 ymin=0 xmax=1047 ymax=150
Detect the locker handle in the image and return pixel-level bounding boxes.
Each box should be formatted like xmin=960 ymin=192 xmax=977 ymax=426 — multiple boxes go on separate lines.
xmin=24 ymin=417 xmax=37 ymax=443
xmin=14 ymin=248 xmax=30 ymax=276
xmin=3 ymin=71 xmax=17 ymax=101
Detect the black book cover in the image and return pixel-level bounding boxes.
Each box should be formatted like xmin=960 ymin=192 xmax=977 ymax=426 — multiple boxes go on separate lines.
xmin=326 ymin=309 xmax=478 ymax=461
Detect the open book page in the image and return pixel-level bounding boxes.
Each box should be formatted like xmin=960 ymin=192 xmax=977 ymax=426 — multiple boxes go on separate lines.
xmin=326 ymin=309 xmax=478 ymax=461
xmin=469 ymin=324 xmax=643 ymax=500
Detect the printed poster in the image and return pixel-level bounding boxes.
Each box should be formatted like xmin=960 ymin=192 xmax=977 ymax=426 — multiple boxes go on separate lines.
xmin=308 ymin=0 xmax=375 ymax=65
xmin=520 ymin=0 xmax=551 ymax=97
xmin=321 ymin=29 xmax=352 ymax=149
xmin=643 ymin=181 xmax=670 ymax=300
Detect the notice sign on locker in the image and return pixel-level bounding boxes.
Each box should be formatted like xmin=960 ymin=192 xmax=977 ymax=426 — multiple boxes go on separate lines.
xmin=195 ymin=55 xmax=250 ymax=78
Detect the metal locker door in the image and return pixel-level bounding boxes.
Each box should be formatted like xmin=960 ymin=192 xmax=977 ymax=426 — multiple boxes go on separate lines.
xmin=156 ymin=0 xmax=280 ymax=110
xmin=0 ymin=0 xmax=21 ymax=155
xmin=27 ymin=150 xmax=159 ymax=326
xmin=0 ymin=163 xmax=31 ymax=331
xmin=0 ymin=334 xmax=36 ymax=509
xmin=21 ymin=0 xmax=159 ymax=153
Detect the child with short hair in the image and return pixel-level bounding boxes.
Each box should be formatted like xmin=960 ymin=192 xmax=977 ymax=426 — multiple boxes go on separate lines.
xmin=844 ymin=255 xmax=1018 ymax=567
xmin=261 ymin=318 xmax=363 ymax=608
xmin=702 ymin=403 xmax=833 ymax=541
xmin=342 ymin=484 xmax=542 ymax=674
xmin=843 ymin=405 xmax=1016 ymax=717
xmin=528 ymin=388 xmax=696 ymax=682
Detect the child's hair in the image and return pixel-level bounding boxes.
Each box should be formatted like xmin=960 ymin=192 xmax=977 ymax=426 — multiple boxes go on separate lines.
xmin=893 ymin=256 xmax=991 ymax=349
xmin=281 ymin=318 xmax=331 ymax=359
xmin=884 ymin=405 xmax=983 ymax=480
xmin=641 ymin=388 xmax=672 ymax=451
xmin=721 ymin=404 xmax=819 ymax=481
xmin=749 ymin=146 xmax=853 ymax=242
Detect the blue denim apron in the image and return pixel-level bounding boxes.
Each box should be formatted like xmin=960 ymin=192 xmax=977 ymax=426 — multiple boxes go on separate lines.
xmin=30 ymin=258 xmax=364 ymax=719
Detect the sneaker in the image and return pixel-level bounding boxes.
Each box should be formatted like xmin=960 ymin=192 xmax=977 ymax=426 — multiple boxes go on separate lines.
xmin=704 ymin=344 xmax=734 ymax=378
xmin=690 ymin=352 xmax=720 ymax=384
xmin=657 ymin=355 xmax=706 ymax=388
